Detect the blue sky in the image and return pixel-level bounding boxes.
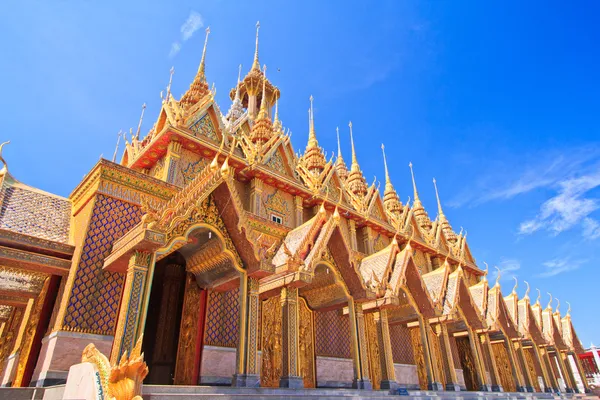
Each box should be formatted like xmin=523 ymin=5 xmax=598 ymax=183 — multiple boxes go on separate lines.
xmin=1 ymin=1 xmax=599 ymax=345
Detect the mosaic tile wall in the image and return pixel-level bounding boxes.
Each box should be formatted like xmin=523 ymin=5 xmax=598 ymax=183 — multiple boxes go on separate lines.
xmin=62 ymin=195 xmax=142 ymax=335
xmin=389 ymin=324 xmax=415 ymax=365
xmin=314 ymin=309 xmax=351 ymax=359
xmin=204 ymin=288 xmax=240 ymax=348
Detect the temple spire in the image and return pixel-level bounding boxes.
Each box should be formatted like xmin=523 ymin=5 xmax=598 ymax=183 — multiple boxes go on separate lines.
xmin=248 ymin=65 xmax=273 ymax=145
xmin=433 ymin=178 xmax=444 ymax=217
xmin=134 ymin=103 xmax=146 ymax=140
xmin=381 ymin=144 xmax=402 ymax=214
xmin=252 ymin=21 xmax=260 ymax=71
xmin=198 ymin=27 xmax=211 ymax=81
xmin=335 ymin=127 xmax=348 ymax=181
xmin=165 ymin=66 xmax=174 ymax=101
xmin=346 ymin=121 xmax=367 ymax=196
xmin=408 ymin=162 xmax=431 ymax=230
xmin=308 ymin=95 xmax=317 ymax=147
xmin=234 ymin=64 xmax=242 ymax=100
xmin=300 ymin=96 xmax=326 ymax=174
xmin=409 ymin=162 xmax=420 ymax=203
xmin=225 ymin=64 xmax=244 ymax=123
xmin=349 ymin=121 xmax=359 ymax=172
xmin=382 ymin=144 xmax=391 ymax=187
xmin=256 ymin=65 xmax=268 ymax=119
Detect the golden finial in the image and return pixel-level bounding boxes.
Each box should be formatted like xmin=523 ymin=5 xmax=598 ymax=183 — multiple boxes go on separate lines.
xmin=349 ymin=121 xmax=358 ymax=169
xmin=112 ymin=130 xmax=123 ymax=163
xmin=555 ymin=298 xmax=560 ymax=313
xmin=566 ymin=301 xmax=571 ymax=316
xmin=256 ymin=65 xmax=268 ymax=119
xmin=408 ymin=162 xmax=420 ymax=202
xmin=494 ymin=266 xmax=501 ymax=288
xmin=536 ymin=288 xmax=541 ymax=305
xmin=524 ymin=280 xmax=530 ymax=299
xmin=0 ymin=141 xmax=10 ymax=175
xmin=165 ymin=66 xmax=174 ymax=101
xmin=198 ymin=27 xmax=211 ymax=81
xmin=308 ymin=95 xmax=317 ymax=144
xmin=234 ymin=64 xmax=242 ymax=100
xmin=337 ymin=127 xmax=343 ymax=159
xmin=252 ymin=21 xmax=260 ymax=71
xmin=134 ymin=103 xmax=147 ymax=140
xmin=546 ymin=292 xmax=553 ymax=310
xmin=512 ymin=276 xmax=518 ymax=294
xmin=433 ymin=178 xmax=444 ymax=217
xmin=381 ymin=144 xmax=391 ymax=186
xmin=483 ymin=262 xmax=489 ymax=282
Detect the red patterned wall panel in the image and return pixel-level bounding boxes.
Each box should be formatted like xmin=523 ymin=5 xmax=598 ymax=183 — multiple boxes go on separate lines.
xmin=389 ymin=324 xmax=415 ymax=365
xmin=204 ymin=288 xmax=240 ymax=348
xmin=314 ymin=309 xmax=351 ymax=359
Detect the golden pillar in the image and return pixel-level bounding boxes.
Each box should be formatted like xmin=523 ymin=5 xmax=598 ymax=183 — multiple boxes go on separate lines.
xmin=418 ymin=316 xmax=442 ymax=390
xmin=348 ymin=220 xmax=358 ymax=252
xmin=233 ymin=276 xmax=260 ymax=387
xmin=294 ymin=196 xmax=303 ymax=227
xmin=279 ymin=287 xmax=303 ymax=388
xmin=480 ymin=333 xmax=503 ymax=391
xmin=467 ymin=328 xmax=489 ymax=391
xmin=540 ymin=347 xmax=560 ymax=392
xmin=505 ymin=339 xmax=526 ymax=392
xmin=571 ymin=352 xmax=591 ymax=393
xmin=161 ymin=139 xmax=182 ymax=184
xmin=348 ymin=299 xmax=372 ymax=390
xmin=0 ymin=299 xmax=34 ymax=386
xmin=557 ymin=351 xmax=576 ymax=393
xmin=110 ymin=251 xmax=153 ymax=364
xmin=437 ymin=324 xmax=461 ymax=391
xmin=363 ymin=226 xmax=374 ymax=255
xmin=374 ymin=310 xmax=397 ymax=390
xmin=514 ymin=341 xmax=535 ymax=392
xmin=249 ymin=178 xmax=264 ymax=217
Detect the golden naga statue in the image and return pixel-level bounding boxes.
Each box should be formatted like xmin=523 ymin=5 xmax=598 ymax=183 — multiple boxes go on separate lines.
xmin=81 ymin=335 xmax=148 ymax=400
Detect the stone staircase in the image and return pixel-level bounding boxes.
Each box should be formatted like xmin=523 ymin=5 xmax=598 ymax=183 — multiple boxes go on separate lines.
xmin=0 ymin=385 xmax=597 ymax=400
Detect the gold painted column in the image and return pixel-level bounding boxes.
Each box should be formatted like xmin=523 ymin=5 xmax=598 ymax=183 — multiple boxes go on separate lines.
xmin=541 ymin=347 xmax=560 ymax=392
xmin=249 ymin=178 xmax=264 ymax=217
xmin=110 ymin=251 xmax=153 ymax=364
xmin=161 ymin=139 xmax=182 ymax=184
xmin=514 ymin=341 xmax=535 ymax=392
xmin=279 ymin=287 xmax=303 ymax=388
xmin=467 ymin=328 xmax=489 ymax=391
xmin=418 ymin=316 xmax=442 ymax=391
xmin=374 ymin=310 xmax=398 ymax=390
xmin=438 ymin=324 xmax=461 ymax=391
xmin=480 ymin=333 xmax=503 ymax=392
xmin=294 ymin=196 xmax=303 ymax=227
xmin=363 ymin=226 xmax=374 ymax=254
xmin=0 ymin=299 xmax=34 ymax=386
xmin=506 ymin=339 xmax=526 ymax=392
xmin=348 ymin=220 xmax=358 ymax=251
xmin=348 ymin=299 xmax=372 ymax=390
xmin=233 ymin=275 xmax=261 ymax=387
xmin=571 ymin=352 xmax=591 ymax=393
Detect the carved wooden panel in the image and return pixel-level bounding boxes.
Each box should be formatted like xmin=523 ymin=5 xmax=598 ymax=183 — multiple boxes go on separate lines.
xmin=261 ymin=296 xmax=282 ymax=388
xmin=429 ymin=326 xmax=446 ymax=388
xmin=456 ymin=336 xmax=478 ymax=391
xmin=174 ymin=274 xmax=203 ymax=385
xmin=524 ymin=347 xmax=541 ymax=392
xmin=409 ymin=327 xmax=428 ymax=390
xmin=298 ymin=297 xmax=315 ymax=388
xmin=492 ymin=342 xmax=516 ymax=392
xmin=365 ymin=313 xmax=381 ymax=390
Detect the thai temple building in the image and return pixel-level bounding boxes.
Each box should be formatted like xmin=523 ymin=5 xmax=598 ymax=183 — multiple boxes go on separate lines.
xmin=0 ymin=23 xmax=592 ymax=396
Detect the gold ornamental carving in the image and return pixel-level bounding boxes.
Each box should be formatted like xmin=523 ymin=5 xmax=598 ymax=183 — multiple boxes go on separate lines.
xmin=298 ymin=297 xmax=315 ymax=388
xmin=261 ymin=296 xmax=282 ymax=387
xmin=524 ymin=348 xmax=541 ymax=392
xmin=174 ymin=273 xmax=203 ymax=385
xmin=365 ymin=313 xmax=381 ymax=390
xmin=492 ymin=342 xmax=516 ymax=392
xmin=81 ymin=335 xmax=148 ymax=400
xmin=410 ymin=326 xmax=428 ymax=390
xmin=429 ymin=325 xmax=446 ymax=389
xmin=456 ymin=336 xmax=478 ymax=391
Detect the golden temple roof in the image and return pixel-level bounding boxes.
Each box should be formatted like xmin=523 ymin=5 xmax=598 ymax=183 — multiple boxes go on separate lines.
xmin=180 ymin=27 xmax=211 ymax=110
xmin=346 ymin=122 xmax=368 ymax=197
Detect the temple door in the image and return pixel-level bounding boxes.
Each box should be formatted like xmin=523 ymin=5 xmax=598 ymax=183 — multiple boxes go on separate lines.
xmin=456 ymin=336 xmax=478 ymax=391
xmin=409 ymin=327 xmax=428 ymax=390
xmin=492 ymin=342 xmax=516 ymax=392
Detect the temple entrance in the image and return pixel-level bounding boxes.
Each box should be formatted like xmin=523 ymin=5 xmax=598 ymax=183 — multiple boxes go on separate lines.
xmin=142 ymin=253 xmax=187 ymax=385
xmin=455 ymin=336 xmax=479 ymax=391
xmin=492 ymin=342 xmax=517 ymax=392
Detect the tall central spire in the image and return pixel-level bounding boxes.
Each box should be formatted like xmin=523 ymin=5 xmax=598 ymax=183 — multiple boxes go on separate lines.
xmin=349 ymin=121 xmax=359 ymax=172
xmin=249 ymin=65 xmax=273 ymax=145
xmin=180 ymin=27 xmax=211 ymax=109
xmin=252 ymin=21 xmax=260 ymax=71
xmin=408 ymin=162 xmax=421 ymax=204
xmin=225 ymin=64 xmax=244 ymax=123
xmin=432 ymin=178 xmax=443 ymax=217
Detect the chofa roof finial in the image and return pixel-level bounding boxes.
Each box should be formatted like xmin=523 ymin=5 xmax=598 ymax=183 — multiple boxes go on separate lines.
xmin=566 ymin=301 xmax=571 ymax=316
xmin=546 ymin=292 xmax=553 ymax=310
xmin=512 ymin=276 xmax=518 ymax=294
xmin=523 ymin=280 xmax=530 ymax=299
xmin=482 ymin=262 xmax=489 ymax=282
xmin=0 ymin=141 xmax=10 ymax=175
xmin=494 ymin=266 xmax=501 ymax=288
xmin=535 ymin=288 xmax=541 ymax=305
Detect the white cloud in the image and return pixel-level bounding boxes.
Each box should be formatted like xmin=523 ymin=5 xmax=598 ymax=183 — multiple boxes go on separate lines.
xmin=583 ymin=218 xmax=600 ymax=240
xmin=519 ymin=172 xmax=600 ymax=237
xmin=490 ymin=258 xmax=520 ymax=283
xmin=169 ymin=11 xmax=204 ymax=58
xmin=537 ymin=257 xmax=585 ymax=278
xmin=169 ymin=42 xmax=182 ymax=58
xmin=180 ymin=11 xmax=204 ymax=41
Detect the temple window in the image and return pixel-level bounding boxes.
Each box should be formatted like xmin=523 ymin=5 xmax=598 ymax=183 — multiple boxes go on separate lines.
xmin=270 ymin=214 xmax=283 ymax=224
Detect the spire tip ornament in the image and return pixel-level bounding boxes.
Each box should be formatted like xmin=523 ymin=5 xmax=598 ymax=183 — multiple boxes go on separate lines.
xmin=494 ymin=266 xmax=501 ymax=288
xmin=512 ymin=276 xmax=518 ymax=294
xmin=252 ymin=21 xmax=261 ymax=71
xmin=546 ymin=292 xmax=553 ymax=310
xmin=536 ymin=288 xmax=541 ymax=305
xmin=524 ymin=280 xmax=530 ymax=299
